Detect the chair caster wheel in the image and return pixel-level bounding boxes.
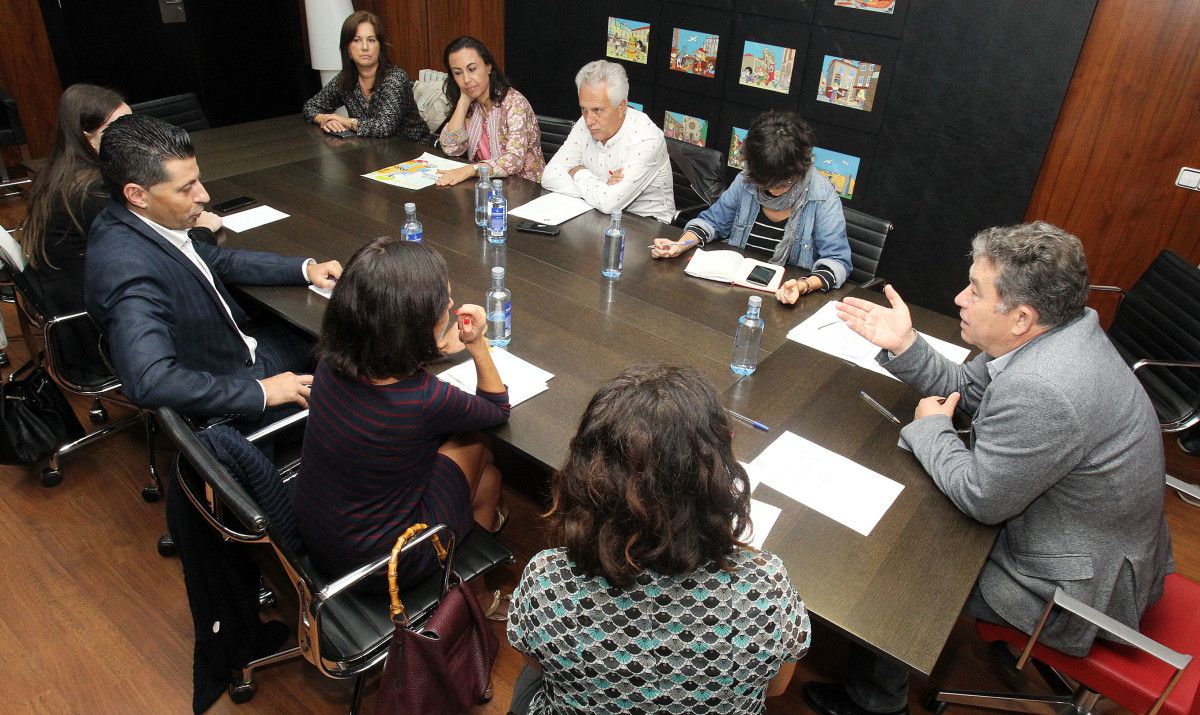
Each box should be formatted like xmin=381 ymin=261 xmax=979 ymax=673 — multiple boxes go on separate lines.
xmin=922 ymin=691 xmax=948 ymax=714
xmin=229 ymin=680 xmax=256 ymax=704
xmin=258 ymin=587 xmax=276 ymax=610
xmin=157 ymin=534 xmax=176 ymax=557
xmin=142 ymin=485 xmax=162 ymax=502
xmin=41 ymin=468 xmax=63 ymax=487
xmin=88 ymin=400 xmax=108 ymax=424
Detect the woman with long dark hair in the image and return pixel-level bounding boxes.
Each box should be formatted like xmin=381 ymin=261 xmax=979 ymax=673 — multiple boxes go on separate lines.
xmin=507 ymin=364 xmax=810 ymax=714
xmin=302 ymin=10 xmax=432 ymax=143
xmin=293 ymin=239 xmax=508 ymax=594
xmin=22 ymin=84 xmax=130 ymax=314
xmin=434 ymin=35 xmax=544 ymax=186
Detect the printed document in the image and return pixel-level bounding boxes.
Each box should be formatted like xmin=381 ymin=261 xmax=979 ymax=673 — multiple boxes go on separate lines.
xmin=222 ymin=205 xmax=289 ymax=232
xmin=437 ymin=347 xmax=553 ymax=407
xmin=508 ymin=193 xmax=593 ymax=225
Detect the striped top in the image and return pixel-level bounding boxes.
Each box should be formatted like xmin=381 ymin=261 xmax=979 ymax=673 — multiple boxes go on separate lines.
xmin=744 ymin=207 xmax=837 ymax=291
xmin=293 ymin=361 xmax=510 ymax=585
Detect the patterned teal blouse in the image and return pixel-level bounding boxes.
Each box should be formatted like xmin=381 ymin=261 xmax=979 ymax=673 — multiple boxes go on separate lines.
xmin=508 ymin=547 xmax=811 ymax=714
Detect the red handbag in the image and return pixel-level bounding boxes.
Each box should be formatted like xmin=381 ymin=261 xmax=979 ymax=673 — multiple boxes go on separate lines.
xmin=375 ymin=524 xmax=499 ymax=715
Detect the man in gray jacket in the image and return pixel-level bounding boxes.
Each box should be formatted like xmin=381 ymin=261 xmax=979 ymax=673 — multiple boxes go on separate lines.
xmin=804 ymin=221 xmax=1174 ymax=715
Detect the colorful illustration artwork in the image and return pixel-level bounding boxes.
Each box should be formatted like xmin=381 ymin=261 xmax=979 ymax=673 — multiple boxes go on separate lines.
xmin=815 ymin=55 xmax=882 ymax=112
xmin=728 ymin=127 xmax=748 ymax=169
xmin=813 ymin=146 xmax=861 ymax=199
xmin=664 ymin=110 xmax=709 ymax=147
xmin=833 ymin=0 xmax=896 ymax=13
xmin=738 ymin=40 xmax=797 ymax=95
xmin=627 ymin=101 xmax=644 ymax=112
xmin=669 ymin=27 xmax=720 ymax=78
xmin=606 ymin=17 xmax=650 ymax=64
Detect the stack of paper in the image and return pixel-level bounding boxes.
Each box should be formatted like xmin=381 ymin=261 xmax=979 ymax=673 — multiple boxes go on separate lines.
xmin=751 ymin=431 xmax=903 ymax=536
xmin=737 ymin=460 xmax=782 ymax=550
xmin=362 ymin=152 xmax=469 ymax=190
xmin=437 ymin=347 xmax=553 ymax=406
xmin=508 ymin=194 xmax=593 ymax=225
xmin=787 ymin=301 xmax=971 ymax=380
xmin=223 ymin=205 xmax=289 ymax=232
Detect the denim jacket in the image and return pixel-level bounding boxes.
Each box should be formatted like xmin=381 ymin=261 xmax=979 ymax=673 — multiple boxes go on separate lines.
xmin=685 ymin=171 xmax=852 ymax=287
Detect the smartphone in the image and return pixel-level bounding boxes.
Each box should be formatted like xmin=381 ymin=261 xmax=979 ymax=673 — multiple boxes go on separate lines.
xmin=328 ymin=129 xmax=354 ymax=139
xmin=515 ymin=220 xmax=560 ymax=236
xmin=212 ymin=196 xmax=256 ymax=215
xmin=746 ymin=264 xmax=777 ymax=287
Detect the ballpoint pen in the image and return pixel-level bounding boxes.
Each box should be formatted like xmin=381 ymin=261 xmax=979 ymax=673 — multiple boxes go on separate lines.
xmin=859 ymin=390 xmax=901 ymax=425
xmin=646 ymin=238 xmax=698 ymax=249
xmin=726 ymin=408 xmax=770 ymax=432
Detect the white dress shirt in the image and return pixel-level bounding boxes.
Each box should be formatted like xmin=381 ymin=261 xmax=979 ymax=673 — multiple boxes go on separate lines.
xmin=541 ymin=108 xmax=676 ymax=223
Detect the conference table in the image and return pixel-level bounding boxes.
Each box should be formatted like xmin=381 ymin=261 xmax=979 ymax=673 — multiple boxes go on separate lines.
xmin=193 ymin=117 xmax=998 ymax=677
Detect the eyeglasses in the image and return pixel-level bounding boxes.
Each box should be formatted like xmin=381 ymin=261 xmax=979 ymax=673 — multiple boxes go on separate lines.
xmin=767 ymin=177 xmax=797 ymax=192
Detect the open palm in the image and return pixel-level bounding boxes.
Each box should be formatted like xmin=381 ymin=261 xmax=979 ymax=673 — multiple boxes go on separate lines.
xmin=835 ymin=285 xmax=915 ymax=354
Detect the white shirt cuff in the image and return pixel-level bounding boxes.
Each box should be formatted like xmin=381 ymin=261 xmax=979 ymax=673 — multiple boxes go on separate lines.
xmin=302 ymin=258 xmax=315 ymax=283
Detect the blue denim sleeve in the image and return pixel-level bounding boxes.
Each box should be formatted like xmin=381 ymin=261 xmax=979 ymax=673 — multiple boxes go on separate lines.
xmin=810 ymin=196 xmax=852 ymax=287
xmin=685 ymin=172 xmax=748 ymax=244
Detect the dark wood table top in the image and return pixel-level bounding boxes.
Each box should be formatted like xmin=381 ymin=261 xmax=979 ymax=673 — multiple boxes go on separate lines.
xmin=192 ymin=115 xmax=369 ymax=182
xmin=194 ymin=126 xmax=998 ymax=676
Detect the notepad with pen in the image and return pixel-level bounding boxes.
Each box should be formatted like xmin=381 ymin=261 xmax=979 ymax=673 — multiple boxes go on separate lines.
xmin=683 ymin=248 xmax=784 ymax=292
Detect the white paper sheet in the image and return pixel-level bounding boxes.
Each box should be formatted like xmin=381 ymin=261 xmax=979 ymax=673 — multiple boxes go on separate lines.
xmin=308 ymin=284 xmax=332 ymax=299
xmin=508 ymin=193 xmax=594 ymax=225
xmin=751 ymin=431 xmax=903 ymax=536
xmin=787 ymin=301 xmax=971 ymax=380
xmin=741 ymin=499 xmax=782 ymax=550
xmin=436 ymin=347 xmax=554 ymax=407
xmin=222 ymin=205 xmax=290 ymax=232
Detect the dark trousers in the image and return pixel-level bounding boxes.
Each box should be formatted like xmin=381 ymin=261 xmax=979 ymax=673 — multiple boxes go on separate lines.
xmin=234 ymin=320 xmax=314 ymax=434
xmin=509 ymin=665 xmax=544 ymax=715
xmin=846 ymin=584 xmax=1011 ymax=712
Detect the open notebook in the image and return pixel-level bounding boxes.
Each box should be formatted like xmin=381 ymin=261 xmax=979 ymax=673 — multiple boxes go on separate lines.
xmin=684 ymin=248 xmax=784 ymax=292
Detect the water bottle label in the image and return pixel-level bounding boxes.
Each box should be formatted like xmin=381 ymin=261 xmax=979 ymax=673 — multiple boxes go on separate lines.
xmin=490 ymin=206 xmax=505 ymax=234
xmin=616 ymin=240 xmax=624 ymax=270
xmin=404 ymin=228 xmax=422 ymax=242
xmin=503 ymin=301 xmax=512 ymax=334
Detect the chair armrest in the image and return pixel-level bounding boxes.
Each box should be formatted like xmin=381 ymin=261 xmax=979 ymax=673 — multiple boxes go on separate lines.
xmin=42 ymin=311 xmax=123 ymax=393
xmin=1088 ymin=284 xmax=1124 ymax=294
xmin=245 ymin=409 xmax=308 ymax=444
xmin=1018 ymin=587 xmax=1192 ymax=715
xmin=317 ymin=524 xmax=457 ymax=605
xmin=1166 ymin=475 xmax=1200 ymax=501
xmin=1131 ymin=359 xmax=1200 ymax=373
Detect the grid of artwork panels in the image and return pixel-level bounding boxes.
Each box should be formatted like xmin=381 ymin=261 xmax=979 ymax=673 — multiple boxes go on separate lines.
xmin=599 ymin=0 xmax=907 ymax=204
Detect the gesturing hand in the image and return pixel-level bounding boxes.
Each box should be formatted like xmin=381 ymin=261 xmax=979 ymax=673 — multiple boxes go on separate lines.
xmin=915 ymin=392 xmax=960 ymax=420
xmin=835 ymin=284 xmax=917 ymax=355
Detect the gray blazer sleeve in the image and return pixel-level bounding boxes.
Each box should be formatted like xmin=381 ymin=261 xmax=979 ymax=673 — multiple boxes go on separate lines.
xmin=878 ymin=335 xmax=990 ymax=414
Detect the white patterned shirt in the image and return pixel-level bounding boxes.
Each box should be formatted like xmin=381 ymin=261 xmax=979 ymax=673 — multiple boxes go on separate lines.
xmin=542 ymin=108 xmax=676 ymax=223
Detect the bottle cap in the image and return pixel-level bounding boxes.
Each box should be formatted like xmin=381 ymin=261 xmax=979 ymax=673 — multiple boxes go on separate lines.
xmin=492 ymin=266 xmax=505 ymax=278
xmin=492 ymin=179 xmax=502 ymax=188
xmin=748 ymin=296 xmax=762 ymax=308
xmin=404 ymin=202 xmax=416 ymax=212
xmin=478 ymin=164 xmax=489 ymax=176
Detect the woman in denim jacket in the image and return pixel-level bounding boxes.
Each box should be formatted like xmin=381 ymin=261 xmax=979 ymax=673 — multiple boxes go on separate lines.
xmin=652 ymin=111 xmax=851 ymax=304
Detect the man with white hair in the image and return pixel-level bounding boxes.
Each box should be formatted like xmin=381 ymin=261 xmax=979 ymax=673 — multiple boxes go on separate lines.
xmin=542 ymin=60 xmax=675 ymax=223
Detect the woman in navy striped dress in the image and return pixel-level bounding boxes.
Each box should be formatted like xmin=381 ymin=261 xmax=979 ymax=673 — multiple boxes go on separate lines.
xmin=293 ymin=238 xmax=509 ymax=589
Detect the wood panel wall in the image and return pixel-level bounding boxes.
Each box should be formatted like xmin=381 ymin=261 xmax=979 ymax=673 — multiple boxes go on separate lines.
xmin=357 ymin=0 xmax=504 ymax=76
xmin=1026 ymin=0 xmax=1200 ymax=321
xmin=0 ymin=0 xmax=62 ymax=165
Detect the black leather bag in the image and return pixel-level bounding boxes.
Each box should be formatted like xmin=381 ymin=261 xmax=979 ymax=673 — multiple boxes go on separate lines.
xmin=0 ymin=362 xmax=85 ymax=465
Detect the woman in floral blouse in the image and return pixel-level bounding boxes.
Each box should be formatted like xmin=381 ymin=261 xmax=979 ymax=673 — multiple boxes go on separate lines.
xmin=435 ymin=36 xmax=545 ymax=186
xmin=302 ymin=11 xmax=432 ymax=144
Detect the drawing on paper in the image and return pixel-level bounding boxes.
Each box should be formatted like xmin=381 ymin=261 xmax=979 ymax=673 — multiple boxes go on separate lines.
xmin=833 ymin=0 xmax=895 ymax=13
xmin=728 ymin=127 xmax=748 ymax=169
xmin=738 ymin=40 xmax=797 ymax=94
xmin=606 ymin=17 xmax=650 ymax=64
xmin=664 ymin=110 xmax=709 ymax=147
xmin=813 ymin=146 xmax=861 ymax=199
xmin=669 ymin=27 xmax=720 ymax=78
xmin=815 ymin=55 xmax=881 ymax=112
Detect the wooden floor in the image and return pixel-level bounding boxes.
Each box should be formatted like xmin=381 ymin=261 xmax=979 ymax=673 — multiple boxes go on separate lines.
xmin=2 ymin=190 xmax=1198 ymax=714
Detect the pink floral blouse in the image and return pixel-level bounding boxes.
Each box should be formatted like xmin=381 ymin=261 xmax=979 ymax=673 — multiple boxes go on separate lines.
xmin=439 ymin=87 xmax=545 ymax=183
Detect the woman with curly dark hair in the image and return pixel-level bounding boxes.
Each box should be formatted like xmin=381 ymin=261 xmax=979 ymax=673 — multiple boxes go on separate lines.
xmin=652 ymin=109 xmax=852 ymax=304
xmin=507 ymin=363 xmax=810 ymax=714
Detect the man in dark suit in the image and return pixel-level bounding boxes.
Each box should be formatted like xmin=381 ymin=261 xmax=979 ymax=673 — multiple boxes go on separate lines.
xmin=84 ymin=114 xmax=341 ymax=424
xmin=803 ymin=222 xmax=1173 ymax=715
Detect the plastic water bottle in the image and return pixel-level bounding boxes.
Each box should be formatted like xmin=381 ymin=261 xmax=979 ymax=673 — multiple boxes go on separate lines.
xmin=601 ymin=210 xmax=625 ymax=279
xmin=401 ymin=203 xmax=423 ymax=242
xmin=474 ymin=165 xmax=490 ymax=228
xmin=731 ymin=296 xmax=764 ymax=376
xmin=486 ymin=266 xmax=512 ymax=347
xmin=487 ymin=179 xmax=507 ymax=244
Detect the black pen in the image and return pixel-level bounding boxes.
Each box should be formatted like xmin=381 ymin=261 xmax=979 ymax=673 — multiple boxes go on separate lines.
xmin=859 ymin=390 xmax=901 ymax=425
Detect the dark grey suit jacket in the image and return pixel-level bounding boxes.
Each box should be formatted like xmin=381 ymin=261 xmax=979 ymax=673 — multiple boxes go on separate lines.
xmin=882 ymin=308 xmax=1173 ymax=655
xmin=84 ymin=202 xmax=309 ymax=419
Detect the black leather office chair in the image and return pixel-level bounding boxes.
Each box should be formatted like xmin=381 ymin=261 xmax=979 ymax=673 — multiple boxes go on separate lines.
xmin=536 ymin=115 xmax=574 ymax=162
xmin=0 ymin=225 xmax=162 ymax=493
xmin=1093 ymin=250 xmax=1200 ymax=433
xmin=843 ymin=207 xmax=893 ymax=288
xmin=0 ymin=86 xmax=31 ymax=195
xmin=131 ymin=93 xmax=209 ymax=131
xmin=665 ymin=137 xmax=725 ymax=227
xmin=158 ymin=407 xmax=514 ymax=711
